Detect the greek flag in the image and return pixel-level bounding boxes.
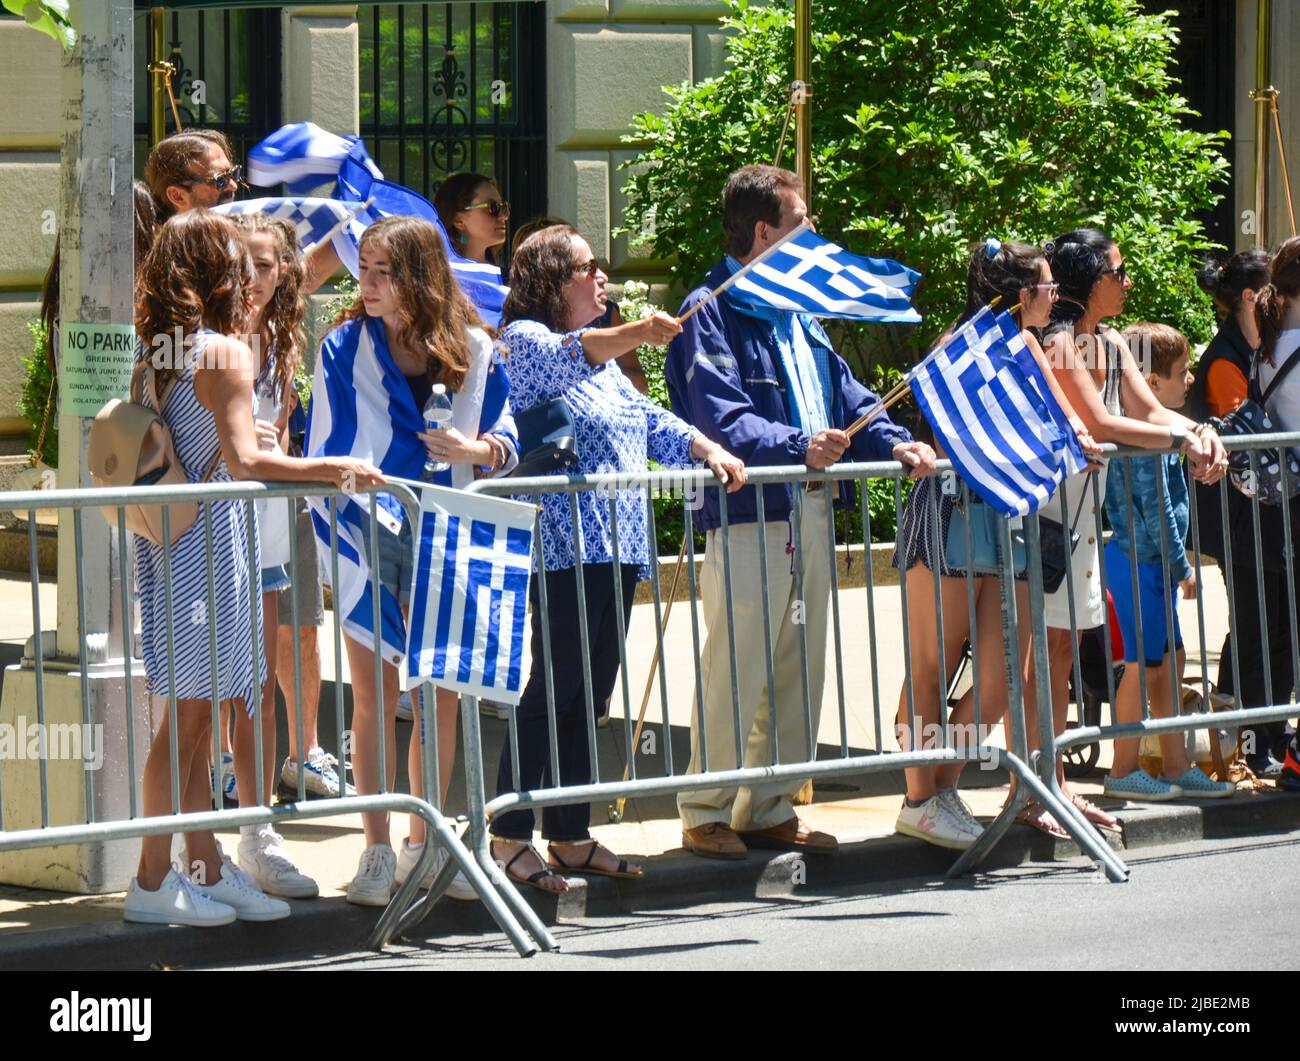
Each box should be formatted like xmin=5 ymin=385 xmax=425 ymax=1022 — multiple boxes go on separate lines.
xmin=213 ymin=196 xmax=366 ymax=261
xmin=909 ymin=307 xmax=1088 ymax=516
xmin=728 ymin=220 xmax=922 ymax=323
xmin=305 ymin=317 xmax=429 ymax=668
xmin=241 ymin=122 xmax=509 ymax=325
xmin=404 ymin=485 xmax=536 ymax=702
xmin=247 ymin=122 xmax=383 ymax=195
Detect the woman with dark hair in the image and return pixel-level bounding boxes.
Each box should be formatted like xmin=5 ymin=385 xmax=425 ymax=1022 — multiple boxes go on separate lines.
xmin=892 ymin=239 xmax=1100 ymax=849
xmin=489 ymin=223 xmax=744 ymax=891
xmin=434 ymin=172 xmax=509 ymax=265
xmin=1190 ymin=249 xmax=1288 ymax=776
xmin=1241 ymin=237 xmax=1300 ymax=789
xmin=128 ymin=210 xmax=382 ymax=926
xmin=1034 ymin=227 xmax=1228 ymax=814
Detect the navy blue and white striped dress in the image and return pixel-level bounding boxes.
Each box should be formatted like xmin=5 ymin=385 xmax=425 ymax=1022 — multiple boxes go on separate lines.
xmin=134 ymin=330 xmax=265 ymax=712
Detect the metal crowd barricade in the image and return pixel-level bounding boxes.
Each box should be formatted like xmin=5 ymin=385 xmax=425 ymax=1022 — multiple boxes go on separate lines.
xmin=0 ymin=477 xmax=541 ymax=957
xmin=1032 ymin=433 xmax=1300 ymax=842
xmin=431 ymin=458 xmax=1121 ymax=953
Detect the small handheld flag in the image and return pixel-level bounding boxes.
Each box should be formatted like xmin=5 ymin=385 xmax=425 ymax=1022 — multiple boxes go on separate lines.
xmin=403 ymin=483 xmax=536 ymax=702
xmin=684 ymin=220 xmax=922 ymax=324
xmin=909 ymin=307 xmax=1086 ymax=515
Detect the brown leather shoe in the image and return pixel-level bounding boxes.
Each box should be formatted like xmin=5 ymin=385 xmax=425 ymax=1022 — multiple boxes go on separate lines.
xmin=682 ymin=823 xmax=748 ymax=860
xmin=737 ymin=816 xmax=838 ymax=853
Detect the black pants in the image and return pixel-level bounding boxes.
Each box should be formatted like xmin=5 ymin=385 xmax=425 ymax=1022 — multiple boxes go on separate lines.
xmin=491 ymin=562 xmax=639 ymax=842
xmin=1216 ymin=563 xmax=1292 ymax=758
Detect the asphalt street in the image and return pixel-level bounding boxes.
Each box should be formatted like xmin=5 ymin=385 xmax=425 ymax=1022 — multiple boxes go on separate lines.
xmin=203 ymin=829 xmax=1300 ymax=972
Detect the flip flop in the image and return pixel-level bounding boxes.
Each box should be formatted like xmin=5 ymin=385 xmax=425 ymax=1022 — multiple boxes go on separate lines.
xmin=548 ymin=841 xmax=645 ymax=880
xmin=491 ymin=841 xmax=569 ymax=893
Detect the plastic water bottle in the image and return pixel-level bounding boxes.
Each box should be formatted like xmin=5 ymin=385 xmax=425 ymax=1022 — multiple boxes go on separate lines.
xmin=422 ymin=383 xmax=453 ymax=478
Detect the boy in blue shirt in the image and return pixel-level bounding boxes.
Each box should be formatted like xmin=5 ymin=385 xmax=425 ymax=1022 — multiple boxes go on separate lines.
xmin=1103 ymin=322 xmax=1235 ymax=801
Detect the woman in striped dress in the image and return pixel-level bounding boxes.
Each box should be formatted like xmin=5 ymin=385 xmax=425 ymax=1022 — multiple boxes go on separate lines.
xmin=128 ymin=211 xmax=382 ymax=928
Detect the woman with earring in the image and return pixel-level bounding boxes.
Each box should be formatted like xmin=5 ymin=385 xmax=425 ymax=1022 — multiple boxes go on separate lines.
xmin=435 ymin=173 xmax=510 ymax=266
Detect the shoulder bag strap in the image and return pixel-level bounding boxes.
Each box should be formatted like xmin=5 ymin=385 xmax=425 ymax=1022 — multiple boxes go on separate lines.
xmin=1256 ymin=342 xmax=1300 ymax=405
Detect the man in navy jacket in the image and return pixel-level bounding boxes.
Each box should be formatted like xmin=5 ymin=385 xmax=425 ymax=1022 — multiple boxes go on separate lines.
xmin=667 ymin=165 xmax=935 ymax=859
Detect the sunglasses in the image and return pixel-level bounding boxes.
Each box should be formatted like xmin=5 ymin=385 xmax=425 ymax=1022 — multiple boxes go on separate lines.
xmin=463 ymin=199 xmax=511 ymax=219
xmin=573 ymin=258 xmax=602 ymax=279
xmin=178 ymin=165 xmax=243 ymax=192
xmin=1102 ymin=262 xmax=1129 ymax=283
xmin=1031 ymin=282 xmax=1060 ymax=298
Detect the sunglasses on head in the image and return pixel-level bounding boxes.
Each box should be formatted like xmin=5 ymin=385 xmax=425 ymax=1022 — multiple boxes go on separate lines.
xmin=178 ymin=165 xmax=243 ymax=192
xmin=463 ymin=199 xmax=511 ymax=219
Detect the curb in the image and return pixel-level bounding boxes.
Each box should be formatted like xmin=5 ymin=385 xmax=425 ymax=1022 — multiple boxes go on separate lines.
xmin=4 ymin=790 xmax=1298 ymax=970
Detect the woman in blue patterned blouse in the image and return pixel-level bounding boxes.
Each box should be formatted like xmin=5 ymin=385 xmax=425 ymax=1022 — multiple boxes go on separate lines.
xmin=491 ymin=224 xmax=745 ymax=891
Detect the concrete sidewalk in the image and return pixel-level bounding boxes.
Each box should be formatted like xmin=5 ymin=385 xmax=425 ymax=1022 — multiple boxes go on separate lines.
xmin=2 ymin=777 xmax=1297 ymax=970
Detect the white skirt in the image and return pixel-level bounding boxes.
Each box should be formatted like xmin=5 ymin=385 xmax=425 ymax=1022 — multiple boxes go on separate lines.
xmin=1042 ymin=464 xmax=1109 ymax=631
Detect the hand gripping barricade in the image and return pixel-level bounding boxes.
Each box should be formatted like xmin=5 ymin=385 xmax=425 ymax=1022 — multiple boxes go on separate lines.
xmin=0 ymin=476 xmax=542 ymax=957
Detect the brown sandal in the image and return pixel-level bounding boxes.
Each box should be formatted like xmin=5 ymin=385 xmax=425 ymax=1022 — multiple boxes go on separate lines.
xmin=1070 ymin=794 xmax=1123 ymax=835
xmin=548 ymin=840 xmax=644 ymax=880
xmin=1014 ymin=802 xmax=1070 ymax=840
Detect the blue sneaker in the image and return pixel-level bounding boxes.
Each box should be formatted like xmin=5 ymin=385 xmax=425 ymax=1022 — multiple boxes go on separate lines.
xmin=1164 ymin=766 xmax=1236 ymax=799
xmin=1103 ymin=769 xmax=1184 ymax=802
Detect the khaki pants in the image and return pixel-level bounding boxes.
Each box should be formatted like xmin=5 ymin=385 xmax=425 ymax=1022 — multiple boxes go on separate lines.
xmin=677 ymin=488 xmax=831 ymax=832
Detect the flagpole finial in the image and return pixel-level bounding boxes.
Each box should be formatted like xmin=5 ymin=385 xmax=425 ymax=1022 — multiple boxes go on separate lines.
xmin=988 ymin=295 xmax=1003 ymax=310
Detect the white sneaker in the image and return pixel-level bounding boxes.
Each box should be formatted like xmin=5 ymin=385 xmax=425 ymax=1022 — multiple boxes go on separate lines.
xmin=394 ymin=837 xmax=479 ymax=902
xmin=347 ymin=843 xmax=397 ymax=907
xmin=237 ymin=824 xmax=319 ymax=899
xmin=281 ymin=748 xmax=356 ymax=798
xmin=936 ymin=787 xmax=984 ymax=839
xmin=895 ymin=795 xmax=976 ymax=851
xmin=197 ymin=860 xmax=291 ymax=921
xmin=124 ymin=868 xmax=237 ymax=927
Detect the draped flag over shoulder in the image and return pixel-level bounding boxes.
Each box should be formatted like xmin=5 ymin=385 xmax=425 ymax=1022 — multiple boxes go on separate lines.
xmin=243 ymin=121 xmax=509 ymax=326
xmin=725 ymin=220 xmax=922 ymax=323
xmin=305 ymin=318 xmax=426 ymax=668
xmin=404 ymin=485 xmax=536 ymax=701
xmin=909 ymin=307 xmax=1088 ymax=516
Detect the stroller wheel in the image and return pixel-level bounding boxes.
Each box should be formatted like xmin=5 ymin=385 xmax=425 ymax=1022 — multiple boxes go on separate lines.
xmin=1063 ymin=690 xmax=1103 ymax=778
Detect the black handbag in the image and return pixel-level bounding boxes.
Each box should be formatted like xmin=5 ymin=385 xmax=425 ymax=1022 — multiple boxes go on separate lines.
xmin=1218 ymin=345 xmax=1300 ymax=505
xmin=509 ymin=397 xmax=579 ymax=478
xmin=1038 ymin=486 xmax=1090 ymax=594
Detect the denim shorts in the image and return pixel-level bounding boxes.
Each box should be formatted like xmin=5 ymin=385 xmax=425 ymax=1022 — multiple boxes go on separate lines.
xmin=261 ymin=565 xmax=291 ymax=593
xmin=358 ymin=510 xmax=415 ymax=609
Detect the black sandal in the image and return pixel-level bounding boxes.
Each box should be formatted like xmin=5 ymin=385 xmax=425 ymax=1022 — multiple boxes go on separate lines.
xmin=547 ymin=840 xmax=644 ymax=880
xmin=492 ymin=840 xmax=568 ymax=893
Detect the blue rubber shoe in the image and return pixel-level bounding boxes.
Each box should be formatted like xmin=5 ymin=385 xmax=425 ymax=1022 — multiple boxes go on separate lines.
xmin=1103 ymin=769 xmax=1184 ymax=802
xmin=1164 ymin=766 xmax=1236 ymax=799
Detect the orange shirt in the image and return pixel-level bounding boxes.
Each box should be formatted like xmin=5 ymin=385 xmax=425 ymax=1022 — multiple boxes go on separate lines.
xmin=1204 ymin=358 xmax=1248 ymax=417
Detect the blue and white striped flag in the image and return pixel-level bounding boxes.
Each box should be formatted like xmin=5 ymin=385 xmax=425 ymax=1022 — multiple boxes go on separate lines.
xmin=726 ymin=220 xmax=922 ymax=323
xmin=909 ymin=307 xmax=1087 ymax=516
xmin=241 ymin=122 xmax=509 ymax=325
xmin=404 ymin=485 xmax=536 ymax=702
xmin=213 ymin=196 xmax=368 ymax=265
xmin=305 ymin=318 xmax=430 ymax=668
xmin=247 ymin=122 xmax=382 ymax=195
